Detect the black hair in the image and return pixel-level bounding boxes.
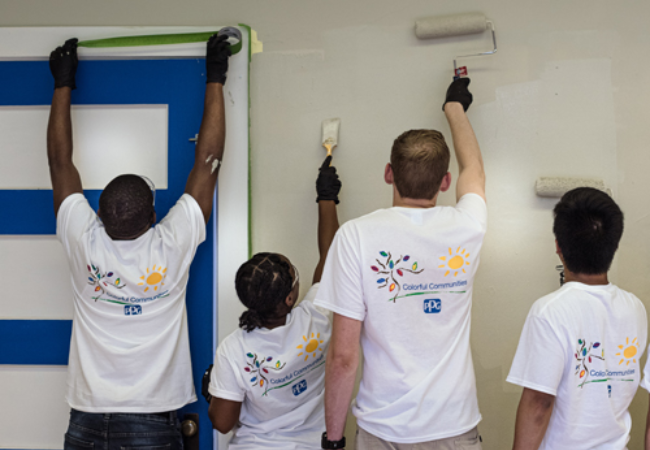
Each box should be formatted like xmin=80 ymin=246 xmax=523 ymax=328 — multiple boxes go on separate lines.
xmin=553 ymin=187 xmax=623 ymax=275
xmin=99 ymin=175 xmax=154 ymax=240
xmin=236 ymin=253 xmax=293 ymax=332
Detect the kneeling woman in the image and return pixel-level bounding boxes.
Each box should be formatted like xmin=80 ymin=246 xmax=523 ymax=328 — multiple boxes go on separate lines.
xmin=208 ymin=156 xmax=341 ymax=449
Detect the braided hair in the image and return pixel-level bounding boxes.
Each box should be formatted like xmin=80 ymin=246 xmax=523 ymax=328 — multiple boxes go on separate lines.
xmin=235 ymin=252 xmax=294 ymax=332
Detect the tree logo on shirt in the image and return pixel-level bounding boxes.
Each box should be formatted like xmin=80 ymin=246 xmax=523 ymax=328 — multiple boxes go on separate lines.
xmin=574 ymin=339 xmax=604 ymax=388
xmin=86 ymin=263 xmax=126 ymax=301
xmin=244 ymin=353 xmax=286 ymax=396
xmin=615 ymin=337 xmax=639 ymax=366
xmin=438 ymin=247 xmax=472 ymax=277
xmin=371 ymin=251 xmax=424 ymax=302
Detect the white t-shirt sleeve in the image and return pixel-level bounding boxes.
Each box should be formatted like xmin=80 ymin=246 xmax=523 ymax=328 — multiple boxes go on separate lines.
xmin=301 ymin=282 xmax=332 ymax=322
xmin=314 ymin=224 xmax=365 ymax=321
xmin=209 ymin=339 xmax=247 ymax=402
xmin=156 ymin=194 xmax=207 ymax=263
xmin=507 ymin=314 xmax=566 ymax=396
xmin=56 ymin=193 xmax=99 ymax=256
xmin=456 ymin=193 xmax=487 ymax=231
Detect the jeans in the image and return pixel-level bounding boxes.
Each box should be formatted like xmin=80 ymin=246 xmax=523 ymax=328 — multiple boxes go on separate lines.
xmin=64 ymin=409 xmax=184 ymax=450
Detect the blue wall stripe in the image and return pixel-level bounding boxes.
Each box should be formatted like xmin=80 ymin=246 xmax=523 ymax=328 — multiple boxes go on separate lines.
xmin=0 ymin=320 xmax=72 ymax=365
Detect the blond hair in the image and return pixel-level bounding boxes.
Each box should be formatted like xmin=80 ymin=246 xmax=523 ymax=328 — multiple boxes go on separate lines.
xmin=390 ymin=130 xmax=450 ymax=200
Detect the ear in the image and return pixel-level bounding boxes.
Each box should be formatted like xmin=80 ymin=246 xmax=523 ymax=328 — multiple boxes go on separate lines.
xmin=555 ymin=239 xmax=565 ymax=263
xmin=284 ymin=291 xmax=296 ymax=308
xmin=151 ymin=210 xmax=157 ymax=225
xmin=384 ymin=163 xmax=394 ymax=185
xmin=439 ymin=172 xmax=452 ymax=192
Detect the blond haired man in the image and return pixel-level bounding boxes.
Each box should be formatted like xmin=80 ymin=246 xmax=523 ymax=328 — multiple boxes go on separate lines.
xmin=315 ymin=78 xmax=486 ymax=449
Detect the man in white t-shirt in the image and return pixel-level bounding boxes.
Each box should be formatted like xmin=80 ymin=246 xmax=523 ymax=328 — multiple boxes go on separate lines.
xmin=47 ymin=35 xmax=231 ymax=449
xmin=508 ymin=187 xmax=647 ymax=450
xmin=315 ymin=78 xmax=486 ymax=449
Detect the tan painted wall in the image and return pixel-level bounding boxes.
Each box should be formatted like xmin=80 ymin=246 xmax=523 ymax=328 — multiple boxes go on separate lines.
xmin=3 ymin=0 xmax=650 ymax=447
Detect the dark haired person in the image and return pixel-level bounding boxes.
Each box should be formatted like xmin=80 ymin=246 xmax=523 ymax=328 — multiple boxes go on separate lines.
xmin=206 ymin=156 xmax=341 ymax=449
xmin=508 ymin=188 xmax=646 ymax=450
xmin=48 ymin=36 xmax=231 ymax=449
xmin=316 ymin=79 xmax=486 ymax=449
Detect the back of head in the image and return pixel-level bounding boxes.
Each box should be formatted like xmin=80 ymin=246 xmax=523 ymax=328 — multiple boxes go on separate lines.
xmin=99 ymin=175 xmax=154 ymax=240
xmin=553 ymin=187 xmax=623 ymax=275
xmin=390 ymin=129 xmax=451 ymax=200
xmin=236 ymin=253 xmax=293 ymax=332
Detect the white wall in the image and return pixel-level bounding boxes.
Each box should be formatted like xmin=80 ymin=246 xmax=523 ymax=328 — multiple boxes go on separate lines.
xmin=3 ymin=1 xmax=650 ymax=448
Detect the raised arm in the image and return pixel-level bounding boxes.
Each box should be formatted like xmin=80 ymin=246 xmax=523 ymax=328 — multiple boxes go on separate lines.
xmin=442 ymin=78 xmax=486 ymax=202
xmin=185 ymin=34 xmax=231 ymax=224
xmin=313 ymin=155 xmax=341 ymax=284
xmin=47 ymin=38 xmax=83 ymax=216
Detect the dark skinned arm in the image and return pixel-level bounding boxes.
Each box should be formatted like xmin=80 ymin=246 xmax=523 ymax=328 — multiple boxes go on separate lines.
xmin=208 ymin=396 xmax=242 ymax=434
xmin=512 ymin=387 xmax=555 ymax=450
xmin=184 ymin=34 xmax=231 ymax=224
xmin=48 ymin=87 xmax=83 ymax=216
xmin=47 ymin=39 xmax=83 ymax=217
xmin=184 ymin=82 xmax=226 ymax=224
xmin=313 ymin=200 xmax=340 ymax=284
xmin=313 ymin=155 xmax=342 ymax=283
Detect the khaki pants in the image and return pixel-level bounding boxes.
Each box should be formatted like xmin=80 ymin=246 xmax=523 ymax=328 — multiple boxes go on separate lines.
xmin=356 ymin=426 xmax=482 ymax=450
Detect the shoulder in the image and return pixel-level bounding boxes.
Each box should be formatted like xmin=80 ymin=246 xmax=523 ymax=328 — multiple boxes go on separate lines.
xmin=527 ymin=286 xmax=575 ymax=320
xmin=217 ymin=328 xmax=246 ymax=357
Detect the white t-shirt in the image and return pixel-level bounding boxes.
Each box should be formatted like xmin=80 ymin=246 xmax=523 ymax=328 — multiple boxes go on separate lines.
xmin=57 ymin=193 xmax=206 ymax=412
xmin=315 ymin=193 xmax=487 ymax=443
xmin=507 ymin=282 xmax=647 ymax=450
xmin=209 ymin=283 xmax=331 ymax=450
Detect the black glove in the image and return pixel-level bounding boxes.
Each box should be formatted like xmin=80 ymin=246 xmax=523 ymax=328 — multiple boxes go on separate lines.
xmin=443 ymin=77 xmax=473 ymax=112
xmin=49 ymin=38 xmax=79 ymax=90
xmin=206 ymin=34 xmax=231 ymax=84
xmin=202 ymin=364 xmax=213 ymax=403
xmin=316 ymin=155 xmax=341 ymax=204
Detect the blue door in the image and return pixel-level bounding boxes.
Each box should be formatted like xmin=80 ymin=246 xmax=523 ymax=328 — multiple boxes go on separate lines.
xmin=0 ymin=58 xmax=216 ymax=449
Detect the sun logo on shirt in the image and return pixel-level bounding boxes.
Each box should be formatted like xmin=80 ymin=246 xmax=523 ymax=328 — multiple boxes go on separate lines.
xmin=138 ymin=265 xmax=167 ymax=292
xmin=297 ymin=332 xmax=324 ymax=361
xmin=438 ymin=247 xmax=471 ymax=277
xmin=616 ymin=337 xmax=639 ymax=366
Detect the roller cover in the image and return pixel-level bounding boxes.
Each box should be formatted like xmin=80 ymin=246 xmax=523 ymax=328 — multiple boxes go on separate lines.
xmin=535 ymin=177 xmax=610 ymax=198
xmin=415 ymin=12 xmax=487 ymax=39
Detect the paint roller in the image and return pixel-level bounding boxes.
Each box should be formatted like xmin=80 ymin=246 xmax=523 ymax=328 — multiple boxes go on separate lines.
xmin=414 ymin=12 xmax=497 ymax=78
xmin=535 ymin=177 xmax=611 ymax=198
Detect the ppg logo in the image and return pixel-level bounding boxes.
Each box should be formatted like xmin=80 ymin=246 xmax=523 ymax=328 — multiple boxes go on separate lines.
xmin=292 ymin=380 xmax=307 ymax=396
xmin=423 ymin=299 xmax=441 ymax=314
xmin=124 ymin=305 xmax=142 ymax=316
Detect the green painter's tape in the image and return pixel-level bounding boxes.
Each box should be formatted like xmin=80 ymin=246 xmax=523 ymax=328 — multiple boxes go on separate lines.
xmin=238 ymin=23 xmax=253 ymax=258
xmin=78 ymin=32 xmax=243 ymax=55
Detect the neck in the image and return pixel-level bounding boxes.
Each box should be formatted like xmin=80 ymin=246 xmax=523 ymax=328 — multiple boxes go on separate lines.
xmin=263 ymin=316 xmax=287 ymax=330
xmin=564 ymin=270 xmax=609 ymax=286
xmin=392 ymin=192 xmax=439 ymax=209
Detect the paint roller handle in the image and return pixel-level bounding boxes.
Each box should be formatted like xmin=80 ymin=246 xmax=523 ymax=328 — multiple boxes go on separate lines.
xmin=206 ymin=34 xmax=232 ymax=85
xmin=49 ymin=38 xmax=79 ymax=90
xmin=316 ymin=155 xmax=342 ymax=204
xmin=443 ymin=77 xmax=473 ymax=112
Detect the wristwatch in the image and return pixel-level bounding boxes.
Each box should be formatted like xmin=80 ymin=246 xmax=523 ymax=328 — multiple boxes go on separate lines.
xmin=321 ymin=432 xmax=346 ymax=449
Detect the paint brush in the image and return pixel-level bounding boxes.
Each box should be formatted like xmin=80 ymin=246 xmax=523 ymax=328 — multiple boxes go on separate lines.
xmin=322 ymin=118 xmax=340 ymax=158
